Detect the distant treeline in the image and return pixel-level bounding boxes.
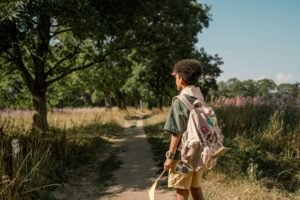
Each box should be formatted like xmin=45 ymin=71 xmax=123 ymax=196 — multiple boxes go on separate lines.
xmin=1 ymin=75 xmax=299 ymax=110
xmin=211 ymin=78 xmax=300 ymax=107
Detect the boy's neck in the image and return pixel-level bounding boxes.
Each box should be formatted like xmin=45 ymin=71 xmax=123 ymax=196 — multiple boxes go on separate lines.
xmin=180 ymin=84 xmax=193 ymax=91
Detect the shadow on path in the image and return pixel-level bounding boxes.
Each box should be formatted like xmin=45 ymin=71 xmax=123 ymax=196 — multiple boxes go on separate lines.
xmin=99 ymin=119 xmax=174 ymax=200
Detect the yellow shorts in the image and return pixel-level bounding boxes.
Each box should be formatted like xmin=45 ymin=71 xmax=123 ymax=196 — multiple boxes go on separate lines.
xmin=168 ymin=161 xmax=204 ymax=189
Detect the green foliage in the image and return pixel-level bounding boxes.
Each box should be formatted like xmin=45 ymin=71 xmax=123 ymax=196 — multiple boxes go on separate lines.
xmin=0 ymin=48 xmax=224 ymax=110
xmin=216 ymin=104 xmax=300 ymax=192
xmin=0 ymin=72 xmax=32 ymax=109
xmin=278 ymin=83 xmax=300 ymax=98
xmin=196 ymin=48 xmax=223 ymax=99
xmin=47 ymin=73 xmax=93 ymax=108
xmin=144 ymin=104 xmax=300 ymax=192
xmin=215 ymin=105 xmax=274 ymax=138
xmin=212 ymin=78 xmax=300 ymax=103
xmin=0 ymin=0 xmax=26 ymax=21
xmin=0 ymin=0 xmax=218 ymax=131
xmin=256 ymin=79 xmax=277 ymax=96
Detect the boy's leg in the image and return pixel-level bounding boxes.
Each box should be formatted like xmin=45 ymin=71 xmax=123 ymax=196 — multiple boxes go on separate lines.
xmin=176 ymin=189 xmax=189 ymax=200
xmin=190 ymin=187 xmax=204 ymax=200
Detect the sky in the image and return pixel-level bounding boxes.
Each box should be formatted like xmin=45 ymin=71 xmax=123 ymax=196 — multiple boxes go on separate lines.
xmin=198 ymin=0 xmax=300 ymax=84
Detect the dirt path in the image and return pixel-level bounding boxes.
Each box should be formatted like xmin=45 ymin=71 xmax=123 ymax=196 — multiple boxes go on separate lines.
xmin=98 ymin=119 xmax=174 ymax=200
xmin=53 ymin=119 xmax=174 ymax=200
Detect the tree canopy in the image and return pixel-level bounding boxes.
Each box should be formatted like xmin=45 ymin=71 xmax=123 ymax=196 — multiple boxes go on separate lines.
xmin=0 ymin=0 xmax=217 ymax=132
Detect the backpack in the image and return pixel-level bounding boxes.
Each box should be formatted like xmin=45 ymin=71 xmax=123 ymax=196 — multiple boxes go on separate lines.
xmin=175 ymin=94 xmax=229 ymax=171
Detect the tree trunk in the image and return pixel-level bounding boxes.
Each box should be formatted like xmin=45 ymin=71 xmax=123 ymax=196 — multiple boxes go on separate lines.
xmin=104 ymin=94 xmax=112 ymax=110
xmin=31 ymin=14 xmax=50 ymax=133
xmin=139 ymin=100 xmax=144 ymax=110
xmin=155 ymin=71 xmax=163 ymax=110
xmin=133 ymin=92 xmax=140 ymax=109
xmin=83 ymin=93 xmax=93 ymax=106
xmin=157 ymin=82 xmax=163 ymax=110
xmin=158 ymin=94 xmax=163 ymax=110
xmin=32 ymin=90 xmax=48 ymax=133
xmin=116 ymin=91 xmax=127 ymax=110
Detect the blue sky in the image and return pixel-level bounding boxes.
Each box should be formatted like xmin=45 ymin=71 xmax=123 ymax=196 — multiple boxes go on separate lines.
xmin=198 ymin=0 xmax=300 ymax=84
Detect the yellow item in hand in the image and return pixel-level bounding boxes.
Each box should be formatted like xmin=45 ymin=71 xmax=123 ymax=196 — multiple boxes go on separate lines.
xmin=148 ymin=170 xmax=166 ymax=200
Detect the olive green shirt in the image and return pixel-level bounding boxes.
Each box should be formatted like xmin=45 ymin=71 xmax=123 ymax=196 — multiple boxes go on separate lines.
xmin=164 ymin=95 xmax=196 ymax=136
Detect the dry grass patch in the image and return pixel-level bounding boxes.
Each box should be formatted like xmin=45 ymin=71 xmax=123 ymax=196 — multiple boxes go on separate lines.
xmin=202 ymin=172 xmax=298 ymax=200
xmin=0 ymin=107 xmax=143 ymax=199
xmin=0 ymin=107 xmax=141 ymax=133
xmin=144 ymin=108 xmax=168 ymax=127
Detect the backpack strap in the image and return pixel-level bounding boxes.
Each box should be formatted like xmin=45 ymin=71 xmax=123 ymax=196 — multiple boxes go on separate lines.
xmin=175 ymin=95 xmax=194 ymax=111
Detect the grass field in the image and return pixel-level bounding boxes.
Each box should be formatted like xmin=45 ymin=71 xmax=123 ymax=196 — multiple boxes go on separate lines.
xmin=0 ymin=105 xmax=299 ymax=199
xmin=0 ymin=107 xmax=138 ymax=199
xmin=143 ymin=105 xmax=300 ymax=200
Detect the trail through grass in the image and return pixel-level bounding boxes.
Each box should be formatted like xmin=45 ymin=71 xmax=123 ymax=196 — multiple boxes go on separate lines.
xmin=0 ymin=107 xmax=139 ymax=199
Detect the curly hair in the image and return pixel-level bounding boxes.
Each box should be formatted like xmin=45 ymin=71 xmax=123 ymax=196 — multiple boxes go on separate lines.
xmin=173 ymin=59 xmax=203 ymax=85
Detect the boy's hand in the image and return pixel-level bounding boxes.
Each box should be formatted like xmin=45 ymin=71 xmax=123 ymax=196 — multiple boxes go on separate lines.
xmin=164 ymin=158 xmax=173 ymax=170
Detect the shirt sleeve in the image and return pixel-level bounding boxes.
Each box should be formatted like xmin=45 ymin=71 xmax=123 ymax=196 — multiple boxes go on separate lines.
xmin=164 ymin=98 xmax=189 ymax=135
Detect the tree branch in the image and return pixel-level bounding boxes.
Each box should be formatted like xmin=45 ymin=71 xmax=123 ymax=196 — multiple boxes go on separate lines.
xmin=14 ymin=56 xmax=35 ymax=90
xmin=50 ymin=28 xmax=74 ymax=38
xmin=12 ymin=44 xmax=35 ymax=90
xmin=45 ymin=41 xmax=151 ymax=87
xmin=46 ymin=61 xmax=96 ymax=86
xmin=0 ymin=57 xmax=14 ymax=70
xmin=25 ymin=47 xmax=40 ymax=67
xmin=0 ymin=49 xmax=15 ymax=61
xmin=0 ymin=68 xmax=17 ymax=81
xmin=45 ymin=43 xmax=81 ymax=77
xmin=0 ymin=54 xmax=12 ymax=61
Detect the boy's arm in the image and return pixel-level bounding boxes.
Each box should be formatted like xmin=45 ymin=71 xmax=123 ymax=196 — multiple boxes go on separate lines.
xmin=164 ymin=133 xmax=181 ymax=170
xmin=163 ymin=99 xmax=189 ymax=170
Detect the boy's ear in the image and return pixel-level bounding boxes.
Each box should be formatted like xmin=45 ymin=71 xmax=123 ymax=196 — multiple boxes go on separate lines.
xmin=180 ymin=78 xmax=187 ymax=86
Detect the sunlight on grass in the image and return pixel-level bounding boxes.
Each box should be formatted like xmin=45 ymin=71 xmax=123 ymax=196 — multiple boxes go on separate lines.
xmin=144 ymin=108 xmax=168 ymax=127
xmin=144 ymin=107 xmax=300 ymax=200
xmin=0 ymin=107 xmax=140 ymax=133
xmin=0 ymin=107 xmax=141 ymax=199
xmin=202 ymin=172 xmax=296 ymax=200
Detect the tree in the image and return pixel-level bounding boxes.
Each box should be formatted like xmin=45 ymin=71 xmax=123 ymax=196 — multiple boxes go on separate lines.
xmin=196 ymin=48 xmax=223 ymax=100
xmin=47 ymin=73 xmax=93 ymax=108
xmin=0 ymin=71 xmax=31 ymax=109
xmin=225 ymin=78 xmax=244 ymax=97
xmin=77 ymin=51 xmax=134 ymax=110
xmin=240 ymin=80 xmax=256 ymax=97
xmin=277 ymin=83 xmax=299 ymax=98
xmin=127 ymin=1 xmax=213 ymax=109
xmin=256 ymin=79 xmax=276 ymax=97
xmin=210 ymin=80 xmax=227 ymax=98
xmin=0 ymin=0 xmax=212 ymax=132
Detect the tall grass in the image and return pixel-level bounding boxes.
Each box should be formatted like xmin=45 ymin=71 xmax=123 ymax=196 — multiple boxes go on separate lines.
xmin=0 ymin=107 xmax=133 ymax=199
xmin=215 ymin=104 xmax=300 ymax=192
xmin=144 ymin=104 xmax=300 ymax=199
xmin=202 ymin=172 xmax=296 ymax=200
xmin=0 ymin=107 xmax=132 ymax=133
xmin=0 ymin=129 xmax=63 ymax=199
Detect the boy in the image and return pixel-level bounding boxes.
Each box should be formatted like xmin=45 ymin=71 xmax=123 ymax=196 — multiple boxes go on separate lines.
xmin=163 ymin=59 xmax=205 ymax=200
